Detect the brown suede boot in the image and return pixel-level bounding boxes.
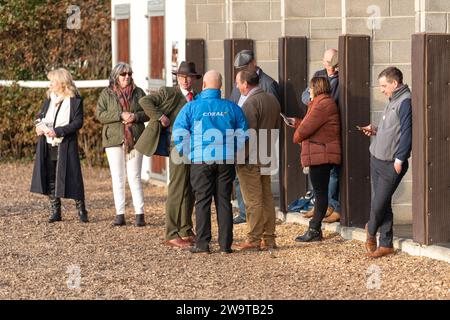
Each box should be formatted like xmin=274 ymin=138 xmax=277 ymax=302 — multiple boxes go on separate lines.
xmin=367 ymin=246 xmax=395 ymax=258
xmin=323 ymin=211 xmax=340 ymax=223
xmin=302 ymin=207 xmax=315 ymax=218
xmin=365 ymin=223 xmax=377 ymax=253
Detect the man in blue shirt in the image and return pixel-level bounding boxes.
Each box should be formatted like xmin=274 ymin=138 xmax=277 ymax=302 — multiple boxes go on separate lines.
xmin=173 ymin=70 xmax=248 ymax=254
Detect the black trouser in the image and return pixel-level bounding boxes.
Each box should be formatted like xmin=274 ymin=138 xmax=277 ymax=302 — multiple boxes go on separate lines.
xmin=309 ymin=164 xmax=332 ymax=230
xmin=46 ymin=153 xmax=58 ymax=195
xmin=368 ymin=156 xmax=408 ymax=248
xmin=190 ymin=163 xmax=236 ymax=251
xmin=45 ymin=146 xmax=86 ymax=211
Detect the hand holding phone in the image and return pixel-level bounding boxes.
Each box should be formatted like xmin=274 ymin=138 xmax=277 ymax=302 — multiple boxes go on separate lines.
xmin=280 ymin=113 xmax=295 ymax=127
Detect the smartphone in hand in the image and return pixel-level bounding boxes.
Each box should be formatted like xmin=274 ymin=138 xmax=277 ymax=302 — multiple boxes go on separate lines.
xmin=280 ymin=113 xmax=295 ymax=126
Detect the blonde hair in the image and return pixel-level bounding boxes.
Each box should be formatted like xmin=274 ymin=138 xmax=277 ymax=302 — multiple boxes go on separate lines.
xmin=46 ymin=68 xmax=79 ymax=98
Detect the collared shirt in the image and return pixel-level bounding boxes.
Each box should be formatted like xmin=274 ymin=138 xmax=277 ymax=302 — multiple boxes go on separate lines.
xmin=180 ymin=87 xmax=194 ymax=101
xmin=237 ymin=86 xmax=259 ymax=107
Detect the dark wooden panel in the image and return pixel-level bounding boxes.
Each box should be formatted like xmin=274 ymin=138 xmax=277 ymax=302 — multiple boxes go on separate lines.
xmin=117 ymin=19 xmax=129 ymax=63
xmin=223 ymin=39 xmax=254 ymax=99
xmin=412 ymin=33 xmax=427 ymax=244
xmin=413 ymin=33 xmax=450 ymax=245
xmin=150 ymin=16 xmax=164 ymax=80
xmin=278 ymin=37 xmax=308 ymax=213
xmin=338 ymin=35 xmax=371 ymax=227
xmin=151 ymin=155 xmax=166 ymax=174
xmin=186 ymin=39 xmax=205 ymax=94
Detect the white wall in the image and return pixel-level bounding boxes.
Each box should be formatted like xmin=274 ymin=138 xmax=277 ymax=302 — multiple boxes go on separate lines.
xmin=165 ymin=0 xmax=187 ymax=86
xmin=111 ymin=0 xmax=149 ymax=91
xmin=111 ymin=0 xmax=187 ymax=182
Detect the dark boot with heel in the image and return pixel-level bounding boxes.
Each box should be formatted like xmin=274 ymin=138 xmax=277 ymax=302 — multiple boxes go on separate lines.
xmin=112 ymin=214 xmax=126 ymax=226
xmin=295 ymin=228 xmax=323 ymax=242
xmin=48 ymin=183 xmax=61 ymax=223
xmin=75 ymin=199 xmax=89 ymax=223
xmin=135 ymin=214 xmax=145 ymax=227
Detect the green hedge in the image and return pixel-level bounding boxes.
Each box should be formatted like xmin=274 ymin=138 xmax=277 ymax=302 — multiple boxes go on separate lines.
xmin=0 ymin=86 xmax=107 ymax=166
xmin=0 ymin=0 xmax=112 ymax=165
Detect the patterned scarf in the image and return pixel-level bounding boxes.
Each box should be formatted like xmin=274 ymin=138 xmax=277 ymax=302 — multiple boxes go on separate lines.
xmin=113 ymin=84 xmax=135 ymax=154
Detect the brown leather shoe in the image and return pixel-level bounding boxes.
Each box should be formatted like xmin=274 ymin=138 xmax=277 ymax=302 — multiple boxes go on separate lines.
xmin=325 ymin=206 xmax=334 ymax=217
xmin=181 ymin=235 xmax=196 ymax=244
xmin=302 ymin=207 xmax=315 ymax=218
xmin=234 ymin=241 xmax=260 ymax=251
xmin=164 ymin=237 xmax=192 ymax=249
xmin=365 ymin=223 xmax=377 ymax=253
xmin=260 ymin=240 xmax=277 ymax=251
xmin=323 ymin=211 xmax=340 ymax=223
xmin=367 ymin=246 xmax=395 ymax=258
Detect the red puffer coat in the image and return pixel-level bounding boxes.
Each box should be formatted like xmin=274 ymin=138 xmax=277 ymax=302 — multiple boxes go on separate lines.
xmin=293 ymin=93 xmax=341 ymax=167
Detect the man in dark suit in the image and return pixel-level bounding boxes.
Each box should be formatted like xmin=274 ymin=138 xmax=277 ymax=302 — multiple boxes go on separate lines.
xmin=135 ymin=61 xmax=201 ymax=249
xmin=228 ymin=50 xmax=281 ymax=225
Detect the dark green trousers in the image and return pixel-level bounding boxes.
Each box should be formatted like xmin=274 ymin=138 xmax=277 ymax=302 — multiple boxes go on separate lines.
xmin=165 ymin=157 xmax=194 ymax=240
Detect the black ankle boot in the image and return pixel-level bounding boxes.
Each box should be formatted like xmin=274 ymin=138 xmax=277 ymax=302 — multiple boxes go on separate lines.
xmin=295 ymin=228 xmax=323 ymax=242
xmin=48 ymin=183 xmax=61 ymax=223
xmin=112 ymin=214 xmax=126 ymax=226
xmin=75 ymin=199 xmax=89 ymax=223
xmin=135 ymin=214 xmax=145 ymax=227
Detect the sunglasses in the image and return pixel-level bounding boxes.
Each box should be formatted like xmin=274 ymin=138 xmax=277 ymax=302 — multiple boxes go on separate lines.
xmin=119 ymin=72 xmax=133 ymax=77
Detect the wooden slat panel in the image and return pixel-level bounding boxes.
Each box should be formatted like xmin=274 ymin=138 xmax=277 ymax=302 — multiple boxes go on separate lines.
xmin=151 ymin=156 xmax=166 ymax=174
xmin=186 ymin=39 xmax=205 ymax=94
xmin=426 ymin=34 xmax=450 ymax=244
xmin=223 ymin=39 xmax=254 ymax=99
xmin=117 ymin=19 xmax=129 ymax=63
xmin=338 ymin=35 xmax=371 ymax=227
xmin=150 ymin=16 xmax=165 ymax=80
xmin=412 ymin=33 xmax=427 ymax=244
xmin=278 ymin=37 xmax=308 ymax=212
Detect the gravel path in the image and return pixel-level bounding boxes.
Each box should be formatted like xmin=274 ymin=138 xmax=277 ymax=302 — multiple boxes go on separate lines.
xmin=0 ymin=162 xmax=448 ymax=300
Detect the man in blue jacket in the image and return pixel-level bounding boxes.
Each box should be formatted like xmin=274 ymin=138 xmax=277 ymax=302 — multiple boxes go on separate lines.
xmin=173 ymin=70 xmax=248 ymax=254
xmin=361 ymin=67 xmax=412 ymax=258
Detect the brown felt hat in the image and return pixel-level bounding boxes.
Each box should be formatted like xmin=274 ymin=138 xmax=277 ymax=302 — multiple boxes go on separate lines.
xmin=172 ymin=61 xmax=202 ymax=79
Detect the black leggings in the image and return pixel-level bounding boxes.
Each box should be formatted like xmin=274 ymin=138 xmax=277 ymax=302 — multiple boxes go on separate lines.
xmin=309 ymin=164 xmax=332 ymax=230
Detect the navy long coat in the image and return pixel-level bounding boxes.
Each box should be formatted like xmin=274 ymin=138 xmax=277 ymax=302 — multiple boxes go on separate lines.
xmin=30 ymin=96 xmax=85 ymax=200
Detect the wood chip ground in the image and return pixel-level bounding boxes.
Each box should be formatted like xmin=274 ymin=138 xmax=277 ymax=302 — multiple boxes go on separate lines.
xmin=0 ymin=163 xmax=448 ymax=300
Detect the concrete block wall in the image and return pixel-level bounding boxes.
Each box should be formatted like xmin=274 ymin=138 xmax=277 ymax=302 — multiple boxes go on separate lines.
xmin=186 ymin=0 xmax=226 ymax=76
xmin=285 ymin=0 xmax=341 ymax=77
xmin=186 ymin=0 xmax=282 ymax=80
xmin=417 ymin=0 xmax=450 ymax=33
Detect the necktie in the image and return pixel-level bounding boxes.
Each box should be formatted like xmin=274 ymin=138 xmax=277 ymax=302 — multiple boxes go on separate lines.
xmin=186 ymin=92 xmax=193 ymax=102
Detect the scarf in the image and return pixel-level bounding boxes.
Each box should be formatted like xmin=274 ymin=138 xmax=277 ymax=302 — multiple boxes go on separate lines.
xmin=113 ymin=84 xmax=135 ymax=154
xmin=44 ymin=93 xmax=70 ymax=146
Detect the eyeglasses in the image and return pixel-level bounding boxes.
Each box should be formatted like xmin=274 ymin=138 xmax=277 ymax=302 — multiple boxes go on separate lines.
xmin=119 ymin=72 xmax=133 ymax=77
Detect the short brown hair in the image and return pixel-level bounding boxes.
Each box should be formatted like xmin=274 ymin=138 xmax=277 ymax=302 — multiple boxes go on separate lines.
xmin=378 ymin=66 xmax=403 ymax=84
xmin=237 ymin=69 xmax=259 ymax=86
xmin=310 ymin=76 xmax=331 ymax=96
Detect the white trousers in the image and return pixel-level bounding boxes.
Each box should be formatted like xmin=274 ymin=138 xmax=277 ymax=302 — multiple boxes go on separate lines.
xmin=105 ymin=146 xmax=144 ymax=216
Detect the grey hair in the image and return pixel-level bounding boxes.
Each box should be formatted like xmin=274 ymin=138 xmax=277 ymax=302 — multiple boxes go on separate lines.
xmin=109 ymin=62 xmax=133 ymax=87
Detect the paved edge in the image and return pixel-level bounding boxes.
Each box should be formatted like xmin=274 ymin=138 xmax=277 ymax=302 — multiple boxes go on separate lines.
xmin=276 ymin=210 xmax=450 ymax=264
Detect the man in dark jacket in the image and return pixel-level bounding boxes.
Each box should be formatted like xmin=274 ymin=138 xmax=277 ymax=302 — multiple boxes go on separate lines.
xmin=229 ymin=49 xmax=281 ymax=225
xmin=135 ymin=61 xmax=201 ymax=249
xmin=300 ymin=48 xmax=341 ymax=224
xmin=361 ymin=67 xmax=412 ymax=258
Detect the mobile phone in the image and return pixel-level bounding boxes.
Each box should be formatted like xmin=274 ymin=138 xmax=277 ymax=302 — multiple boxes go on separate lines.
xmin=280 ymin=113 xmax=294 ymax=126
